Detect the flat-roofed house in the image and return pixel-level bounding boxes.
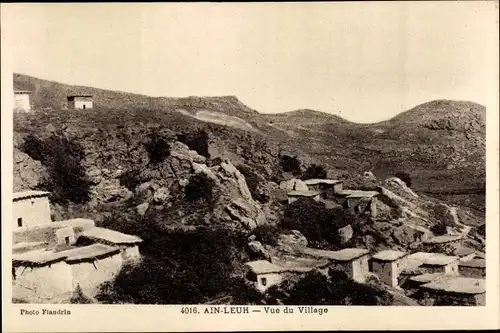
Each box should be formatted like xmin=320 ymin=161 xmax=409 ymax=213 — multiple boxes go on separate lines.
xmin=300 ymin=247 xmax=370 ymax=282
xmin=287 ymin=190 xmax=321 ymax=205
xmin=67 ymin=95 xmax=93 ymax=109
xmin=78 ymin=227 xmax=143 ymax=261
xmin=13 ymin=90 xmax=31 ymax=111
xmin=339 ymin=190 xmax=379 ymax=218
xmin=303 ymin=179 xmax=344 ymax=198
xmin=420 ymin=276 xmax=485 ymax=306
xmin=371 ymin=250 xmax=407 ymax=287
xmin=13 ymin=191 xmax=52 ymax=229
xmin=458 ymin=258 xmax=486 ymax=279
xmin=245 ymin=260 xmax=285 ymax=293
xmin=423 ymin=234 xmax=464 ymax=250
xmin=414 ymin=253 xmax=460 ymax=275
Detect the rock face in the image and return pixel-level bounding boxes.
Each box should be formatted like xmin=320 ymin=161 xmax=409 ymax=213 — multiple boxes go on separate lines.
xmin=136 ymin=202 xmax=149 ymax=216
xmin=385 ymin=177 xmax=419 ymax=198
xmin=13 ymin=149 xmax=45 ymax=192
xmin=247 ymin=241 xmax=271 ymax=260
xmin=153 ymin=187 xmax=171 ymax=205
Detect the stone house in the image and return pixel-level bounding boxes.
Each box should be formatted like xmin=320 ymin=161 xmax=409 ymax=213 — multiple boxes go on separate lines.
xmin=14 ymin=90 xmax=31 ymax=111
xmin=245 ymin=260 xmax=285 ymax=293
xmin=420 ymin=276 xmax=486 ymax=306
xmin=458 ymin=259 xmax=486 ymax=279
xmin=67 ymin=95 xmax=93 ymax=109
xmin=287 ymin=190 xmax=321 ymax=205
xmin=303 ymin=179 xmax=344 ymax=198
xmin=340 ymin=191 xmax=379 ymax=218
xmin=371 ymin=250 xmax=407 ymax=287
xmin=13 ymin=191 xmax=52 ymax=229
xmin=300 ymin=247 xmax=370 ymax=283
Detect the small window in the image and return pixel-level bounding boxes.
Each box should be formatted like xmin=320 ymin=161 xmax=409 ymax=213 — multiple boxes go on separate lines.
xmin=17 ymin=218 xmax=22 ymax=227
xmin=83 ymin=104 xmax=86 ymax=110
xmin=261 ymin=277 xmax=267 ymax=286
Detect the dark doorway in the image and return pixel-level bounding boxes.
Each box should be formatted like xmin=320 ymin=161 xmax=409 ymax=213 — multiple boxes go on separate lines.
xmin=83 ymin=104 xmax=86 ymax=110
xmin=17 ymin=218 xmax=22 ymax=227
xmin=65 ymin=236 xmax=70 ymax=245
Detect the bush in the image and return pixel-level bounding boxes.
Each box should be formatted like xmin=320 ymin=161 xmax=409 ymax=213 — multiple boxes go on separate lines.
xmin=302 ymin=164 xmax=327 ymax=180
xmin=184 ymin=173 xmax=216 ymax=204
xmin=177 ymin=129 xmax=210 ymax=159
xmin=279 ymin=270 xmax=394 ymax=305
xmin=145 ymin=132 xmax=170 ymax=164
xmin=252 ymin=224 xmax=282 ymax=246
xmin=280 ymin=155 xmax=302 ymax=176
xmin=20 ymin=134 xmax=91 ymax=205
xmin=395 ymin=171 xmax=412 ymax=188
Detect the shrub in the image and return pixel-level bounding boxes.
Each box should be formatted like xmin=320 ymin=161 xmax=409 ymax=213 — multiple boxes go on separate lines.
xmin=184 ymin=173 xmax=216 ymax=204
xmin=252 ymin=224 xmax=282 ymax=246
xmin=302 ymin=164 xmax=327 ymax=180
xmin=280 ymin=155 xmax=302 ymax=176
xmin=395 ymin=171 xmax=412 ymax=188
xmin=20 ymin=134 xmax=91 ymax=205
xmin=145 ymin=132 xmax=170 ymax=164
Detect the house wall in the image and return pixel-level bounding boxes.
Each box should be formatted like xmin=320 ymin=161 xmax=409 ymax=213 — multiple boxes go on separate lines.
xmin=352 ymin=255 xmax=370 ymax=283
xmin=444 ymin=261 xmax=459 ymax=275
xmin=70 ymin=253 xmax=123 ymax=298
xmin=55 ymin=227 xmax=76 ymax=245
xmin=372 ymin=260 xmax=399 ymax=287
xmin=13 ymin=197 xmax=51 ymax=229
xmin=287 ymin=195 xmax=320 ymax=205
xmin=14 ymin=94 xmax=31 ymax=111
xmin=458 ymin=266 xmax=485 ymax=279
xmin=12 ymin=262 xmax=73 ymax=303
xmin=370 ymin=198 xmax=378 ymax=218
xmin=333 ymin=182 xmax=343 ymax=193
xmin=74 ymin=100 xmax=93 ymax=109
xmin=474 ymin=293 xmax=486 ymax=306
xmin=254 ymin=273 xmax=282 ymax=293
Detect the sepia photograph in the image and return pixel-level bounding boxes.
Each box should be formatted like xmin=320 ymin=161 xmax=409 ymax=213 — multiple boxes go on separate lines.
xmin=2 ymin=1 xmax=499 ymax=331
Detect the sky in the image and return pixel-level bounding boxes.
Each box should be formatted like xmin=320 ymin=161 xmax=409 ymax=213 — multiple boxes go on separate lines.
xmin=2 ymin=2 xmax=498 ymax=123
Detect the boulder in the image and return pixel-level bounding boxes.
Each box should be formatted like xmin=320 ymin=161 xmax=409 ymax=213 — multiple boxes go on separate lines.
xmin=225 ymin=199 xmax=259 ymax=229
xmin=136 ymin=202 xmax=149 ymax=216
xmin=220 ymin=161 xmax=253 ymax=200
xmin=247 ymin=241 xmax=271 ymax=260
xmin=192 ymin=162 xmax=218 ymax=181
xmin=363 ymin=171 xmax=377 ymax=181
xmin=13 ymin=149 xmax=45 ymax=192
xmin=169 ymin=141 xmax=206 ymax=164
xmin=276 ymin=230 xmax=308 ymax=253
xmin=337 ymin=224 xmax=354 ymax=244
xmin=385 ymin=177 xmax=419 ymax=198
xmin=86 ymin=168 xmax=104 ymax=185
xmin=279 ymin=178 xmax=309 ymax=192
xmin=153 ymin=187 xmax=171 ymax=205
xmin=433 ymin=203 xmax=460 ymax=227
xmin=392 ymin=224 xmax=426 ymax=247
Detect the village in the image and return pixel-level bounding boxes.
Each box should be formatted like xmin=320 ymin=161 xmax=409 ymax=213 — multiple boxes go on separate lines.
xmin=11 ymin=173 xmax=486 ymax=305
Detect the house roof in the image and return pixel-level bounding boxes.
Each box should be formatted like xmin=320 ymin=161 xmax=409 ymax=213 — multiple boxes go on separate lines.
xmin=67 ymin=94 xmax=93 ymax=98
xmin=245 ymin=260 xmax=284 ymax=274
xmin=80 ymin=227 xmax=143 ymax=245
xmin=421 ymin=254 xmax=459 ymax=266
xmin=12 ymin=241 xmax=47 ymax=254
xmin=459 ymin=258 xmax=486 ymax=268
xmin=303 ymin=179 xmax=342 ymax=185
xmin=14 ymin=90 xmax=32 ymax=94
xmin=272 ymin=256 xmax=330 ymax=273
xmin=409 ymin=273 xmax=447 ymax=283
xmin=13 ymin=249 xmax=68 ymax=267
xmin=452 ymin=246 xmax=476 ymax=257
xmin=301 ymin=247 xmax=369 ymax=262
xmin=337 ymin=190 xmax=379 ymax=198
xmin=13 ymin=191 xmax=50 ymax=202
xmin=287 ymin=190 xmax=321 ymax=197
xmin=372 ymin=250 xmax=407 ymax=262
xmin=63 ymin=244 xmax=121 ymax=265
xmin=405 ymin=252 xmax=459 ymax=268
xmin=424 ymin=234 xmax=464 ymax=244
xmin=421 ymin=276 xmax=485 ymax=295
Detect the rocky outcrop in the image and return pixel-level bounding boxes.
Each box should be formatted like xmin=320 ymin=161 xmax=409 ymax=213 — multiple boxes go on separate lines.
xmin=153 ymin=187 xmax=171 ymax=205
xmin=247 ymin=241 xmax=271 ymax=260
xmin=13 ymin=148 xmax=45 ymax=192
xmin=337 ymin=224 xmax=354 ymax=244
xmin=225 ymin=198 xmax=267 ymax=230
xmin=136 ymin=202 xmax=149 ymax=216
xmin=385 ymin=177 xmax=419 ymax=198
xmin=279 ymin=178 xmax=308 ymax=192
xmin=276 ymin=230 xmax=308 ymax=254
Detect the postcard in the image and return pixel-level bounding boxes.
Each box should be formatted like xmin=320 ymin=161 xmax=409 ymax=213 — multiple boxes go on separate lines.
xmin=2 ymin=2 xmax=499 ymax=331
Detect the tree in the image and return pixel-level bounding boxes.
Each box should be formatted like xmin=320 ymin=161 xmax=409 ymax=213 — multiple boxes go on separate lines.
xmin=302 ymin=164 xmax=327 ymax=180
xmin=395 ymin=171 xmax=412 ymax=188
xmin=70 ymin=284 xmax=94 ymax=304
xmin=280 ymin=155 xmax=302 ymax=176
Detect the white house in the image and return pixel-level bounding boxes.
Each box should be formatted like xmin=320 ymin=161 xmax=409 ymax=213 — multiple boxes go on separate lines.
xmin=245 ymin=260 xmax=285 ymax=293
xmin=67 ymin=95 xmax=93 ymax=109
xmin=14 ymin=90 xmax=31 ymax=111
xmin=13 ymin=191 xmax=52 ymax=229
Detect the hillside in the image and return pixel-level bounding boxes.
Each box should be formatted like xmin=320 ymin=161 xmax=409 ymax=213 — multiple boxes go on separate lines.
xmin=13 ymin=73 xmax=486 ymax=212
